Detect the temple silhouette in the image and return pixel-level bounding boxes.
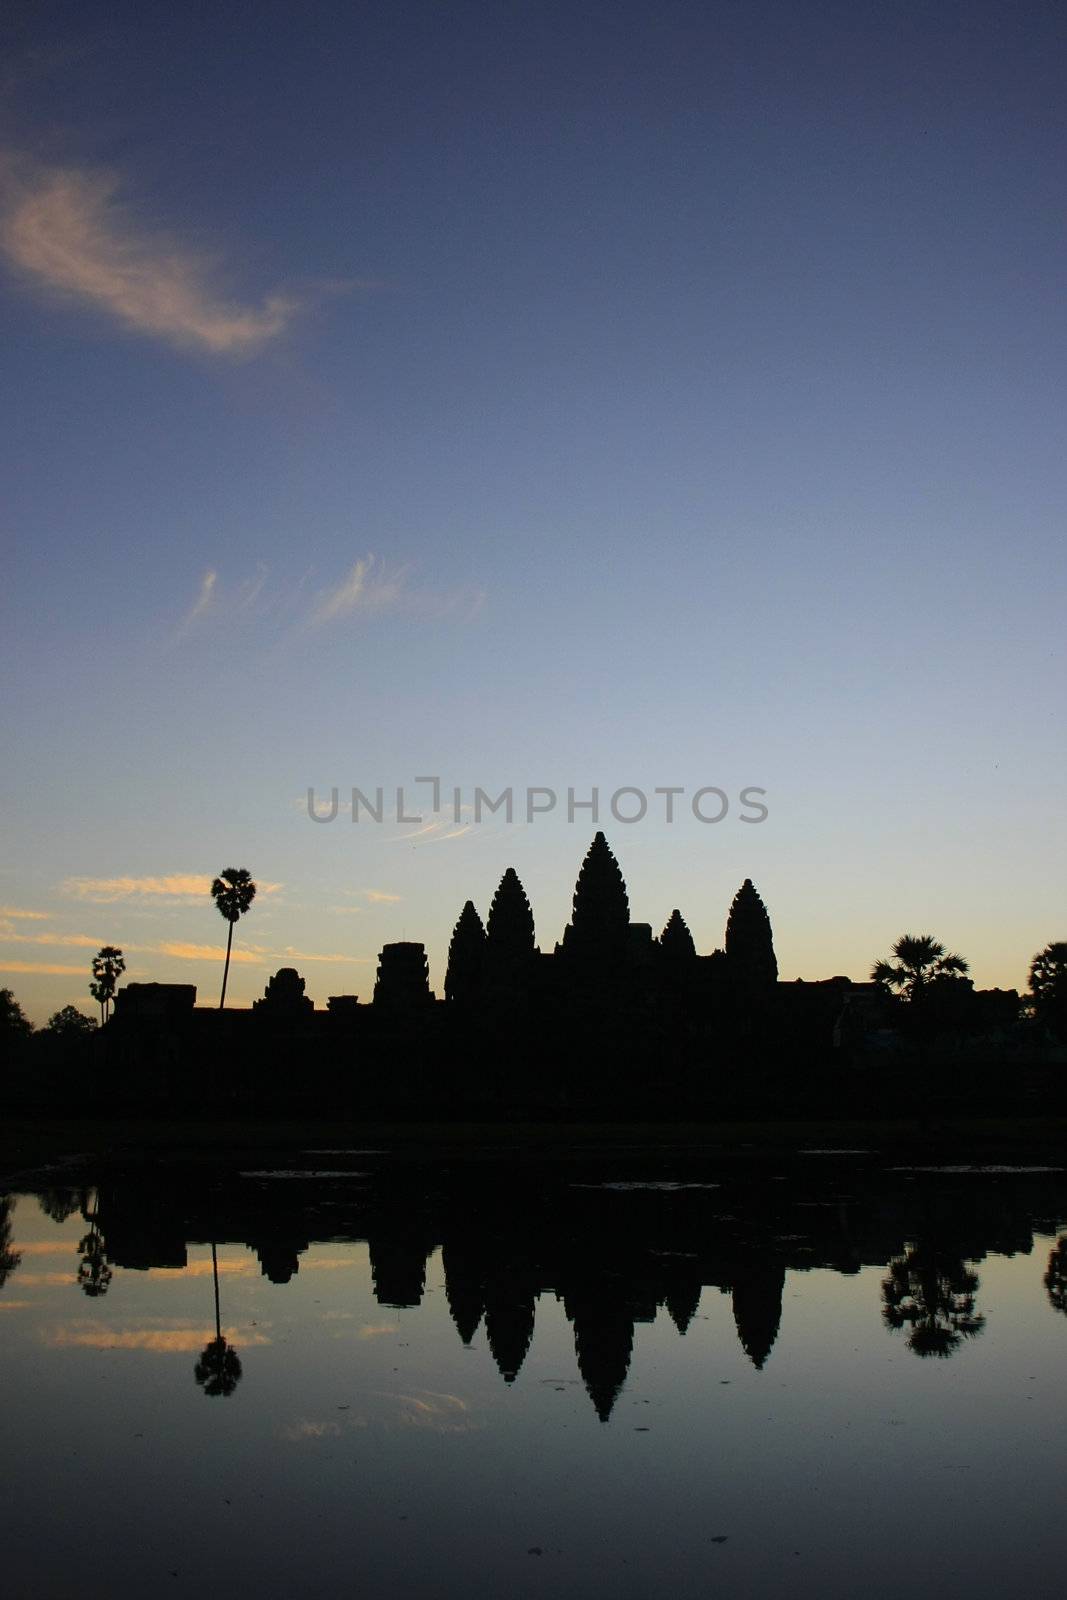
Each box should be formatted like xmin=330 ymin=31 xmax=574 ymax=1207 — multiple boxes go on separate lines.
xmin=22 ymin=830 xmax=1040 ymax=1119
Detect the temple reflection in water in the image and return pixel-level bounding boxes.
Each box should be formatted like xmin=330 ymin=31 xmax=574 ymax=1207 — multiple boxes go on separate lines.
xmin=13 ymin=1157 xmax=1067 ymax=1421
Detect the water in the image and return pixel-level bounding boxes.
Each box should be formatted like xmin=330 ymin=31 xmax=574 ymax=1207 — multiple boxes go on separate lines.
xmin=3 ymin=1151 xmax=1066 ymax=1598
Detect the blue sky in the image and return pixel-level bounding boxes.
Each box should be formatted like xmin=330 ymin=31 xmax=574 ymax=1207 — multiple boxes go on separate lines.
xmin=2 ymin=0 xmax=1064 ymax=1021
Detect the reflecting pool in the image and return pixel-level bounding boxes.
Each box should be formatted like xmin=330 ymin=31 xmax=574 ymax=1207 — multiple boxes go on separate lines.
xmin=3 ymin=1150 xmax=1067 ymax=1598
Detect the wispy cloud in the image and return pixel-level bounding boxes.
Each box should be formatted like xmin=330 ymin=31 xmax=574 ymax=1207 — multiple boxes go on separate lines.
xmin=148 ymin=1259 xmax=254 ymax=1280
xmin=177 ymin=556 xmax=486 ymax=638
xmin=0 ymin=931 xmax=103 ymax=949
xmin=282 ymin=948 xmax=371 ymax=964
xmin=61 ymin=874 xmax=282 ymax=903
xmin=237 ymin=563 xmax=270 ymax=611
xmin=383 ymin=1389 xmax=479 ymax=1434
xmin=310 ymin=553 xmax=487 ymax=627
xmin=157 ymin=941 xmax=264 ymax=965
xmin=177 ymin=563 xmax=273 ymax=637
xmin=0 ymin=925 xmax=360 ymax=973
xmin=180 ymin=568 xmax=218 ymax=632
xmin=0 ymin=906 xmax=49 ymax=920
xmin=0 ymin=960 xmax=87 ymax=975
xmin=0 ymin=156 xmax=301 ymax=353
xmin=280 ymin=1419 xmax=342 ymax=1441
xmin=14 ymin=1271 xmax=84 ymax=1286
xmin=311 ymin=555 xmax=411 ymax=624
xmin=44 ymin=1324 xmax=269 ymax=1352
xmin=363 ymin=889 xmax=402 ymax=904
xmin=380 ymin=814 xmax=485 ymax=845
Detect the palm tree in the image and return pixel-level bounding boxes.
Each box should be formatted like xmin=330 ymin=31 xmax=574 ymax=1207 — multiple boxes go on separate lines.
xmin=870 ymin=934 xmax=968 ymax=1001
xmin=210 ymin=868 xmax=257 ymax=1008
xmin=194 ymin=1336 xmax=243 ymax=1397
xmin=76 ymin=1192 xmax=112 ymax=1298
xmin=1044 ymin=1238 xmax=1067 ymax=1316
xmin=882 ymin=1243 xmax=985 ymax=1358
xmin=0 ymin=1195 xmax=22 ymax=1290
xmin=1028 ymin=942 xmax=1067 ymax=1040
xmin=194 ymin=1241 xmax=243 ymax=1398
xmin=90 ymin=947 xmax=125 ymax=1024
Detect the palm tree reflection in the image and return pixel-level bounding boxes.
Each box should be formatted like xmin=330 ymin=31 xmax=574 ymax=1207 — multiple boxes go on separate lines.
xmin=77 ymin=1192 xmax=112 ymax=1298
xmin=0 ymin=1196 xmax=22 ymax=1290
xmin=882 ymin=1244 xmax=985 ymax=1358
xmin=194 ymin=1241 xmax=243 ymax=1398
xmin=1044 ymin=1237 xmax=1067 ymax=1315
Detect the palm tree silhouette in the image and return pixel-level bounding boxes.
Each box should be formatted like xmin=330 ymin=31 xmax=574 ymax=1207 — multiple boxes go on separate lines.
xmin=1044 ymin=1237 xmax=1067 ymax=1315
xmin=194 ymin=1242 xmax=243 ymax=1398
xmin=76 ymin=1193 xmax=112 ymax=1298
xmin=882 ymin=1243 xmax=985 ymax=1358
xmin=210 ymin=868 xmax=257 ymax=1009
xmin=1028 ymin=943 xmax=1067 ymax=1040
xmin=871 ymin=934 xmax=968 ymax=1001
xmin=0 ymin=1195 xmax=22 ymax=1290
xmin=90 ymin=946 xmax=126 ymax=1024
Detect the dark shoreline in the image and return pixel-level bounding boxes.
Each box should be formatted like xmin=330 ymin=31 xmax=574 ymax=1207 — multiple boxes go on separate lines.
xmin=3 ymin=1114 xmax=1065 ymax=1185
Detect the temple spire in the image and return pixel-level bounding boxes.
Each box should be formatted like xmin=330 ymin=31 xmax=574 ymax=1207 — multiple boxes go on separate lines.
xmin=485 ymin=869 xmax=536 ymax=957
xmin=483 ymin=868 xmax=537 ymax=1004
xmin=724 ymin=879 xmax=778 ymax=988
xmin=444 ymin=901 xmax=486 ymax=1004
xmin=659 ymin=908 xmax=696 ymax=961
xmin=566 ymin=832 xmax=629 ymax=952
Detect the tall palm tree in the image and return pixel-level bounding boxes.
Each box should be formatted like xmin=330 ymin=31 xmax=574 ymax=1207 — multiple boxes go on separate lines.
xmin=210 ymin=868 xmax=257 ymax=1009
xmin=90 ymin=946 xmax=125 ymax=1024
xmin=870 ymin=934 xmax=968 ymax=1001
xmin=194 ymin=1241 xmax=243 ymax=1398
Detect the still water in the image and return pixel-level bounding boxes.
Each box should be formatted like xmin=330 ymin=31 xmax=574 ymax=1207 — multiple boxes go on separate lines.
xmin=3 ymin=1149 xmax=1066 ymax=1599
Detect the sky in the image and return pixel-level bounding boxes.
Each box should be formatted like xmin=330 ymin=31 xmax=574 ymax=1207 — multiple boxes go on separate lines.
xmin=1 ymin=0 xmax=1064 ymax=1023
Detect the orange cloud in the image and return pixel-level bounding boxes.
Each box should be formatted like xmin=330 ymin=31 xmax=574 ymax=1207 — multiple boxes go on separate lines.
xmin=0 ymin=159 xmax=300 ymax=353
xmin=156 ymin=941 xmax=264 ymax=965
xmin=283 ymin=948 xmax=371 ymax=964
xmin=44 ymin=1324 xmax=269 ymax=1352
xmin=0 ymin=961 xmax=86 ymax=976
xmin=147 ymin=1258 xmax=254 ymax=1280
xmin=12 ymin=1271 xmax=81 ymax=1285
xmin=62 ymin=874 xmax=282 ymax=902
xmin=0 ymin=906 xmax=50 ymax=920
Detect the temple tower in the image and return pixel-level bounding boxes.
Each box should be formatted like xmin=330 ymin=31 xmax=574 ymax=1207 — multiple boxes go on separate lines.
xmin=444 ymin=901 xmax=486 ymax=1005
